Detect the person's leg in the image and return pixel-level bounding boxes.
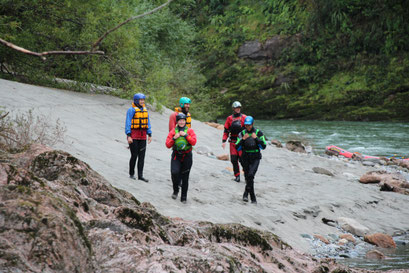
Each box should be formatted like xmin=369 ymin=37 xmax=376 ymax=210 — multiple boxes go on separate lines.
xmin=136 ymin=140 xmax=147 ymax=179
xmin=230 ymin=142 xmax=240 ymax=181
xmin=129 ymin=139 xmax=138 ymax=177
xmin=180 ymin=152 xmax=193 ymax=202
xmin=247 ymin=158 xmax=260 ymax=203
xmin=170 ymin=152 xmax=182 ymax=198
xmin=241 ymin=154 xmax=250 ymax=201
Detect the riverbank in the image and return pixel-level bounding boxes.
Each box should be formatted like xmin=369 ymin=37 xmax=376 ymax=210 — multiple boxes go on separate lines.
xmin=1 ymin=79 xmax=409 ymax=259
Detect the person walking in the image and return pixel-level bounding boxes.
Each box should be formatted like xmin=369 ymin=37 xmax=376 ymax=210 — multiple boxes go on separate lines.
xmin=125 ymin=93 xmax=152 ymax=182
xmin=235 ymin=116 xmax=267 ymax=204
xmin=222 ymin=101 xmax=247 ymax=182
xmin=169 ymin=97 xmax=191 ymax=131
xmin=166 ymin=113 xmax=197 ymax=204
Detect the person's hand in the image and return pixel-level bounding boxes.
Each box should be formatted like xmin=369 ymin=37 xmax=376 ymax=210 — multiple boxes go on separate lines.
xmin=174 ymin=132 xmax=181 ymax=139
xmin=179 ymin=130 xmax=187 ymax=137
xmin=127 ymin=136 xmax=133 ymax=144
xmin=148 ymin=136 xmax=152 ymax=144
xmin=251 ymin=132 xmax=257 ymax=138
xmin=222 ymin=142 xmax=226 ymax=149
xmin=242 ymin=134 xmax=249 ymax=140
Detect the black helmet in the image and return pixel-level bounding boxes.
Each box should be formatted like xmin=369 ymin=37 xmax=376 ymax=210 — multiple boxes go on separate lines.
xmin=176 ymin=113 xmax=187 ymax=121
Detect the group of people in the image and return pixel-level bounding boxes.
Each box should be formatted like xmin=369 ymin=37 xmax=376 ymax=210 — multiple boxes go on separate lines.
xmin=125 ymin=94 xmax=267 ymax=204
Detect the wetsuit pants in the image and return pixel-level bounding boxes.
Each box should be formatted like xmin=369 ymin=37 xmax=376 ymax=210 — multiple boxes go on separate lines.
xmin=229 ymin=141 xmax=242 ymax=177
xmin=129 ymin=139 xmax=146 ymax=178
xmin=241 ymin=152 xmax=261 ymax=202
xmin=171 ymin=151 xmax=193 ymax=201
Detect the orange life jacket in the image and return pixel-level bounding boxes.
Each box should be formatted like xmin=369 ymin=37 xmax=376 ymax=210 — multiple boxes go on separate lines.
xmin=174 ymin=107 xmax=191 ymax=128
xmin=131 ymin=104 xmax=149 ymax=129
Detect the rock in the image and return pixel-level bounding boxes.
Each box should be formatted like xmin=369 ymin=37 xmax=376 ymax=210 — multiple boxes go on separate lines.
xmin=285 ymin=140 xmax=306 ymax=153
xmin=365 ymin=249 xmax=385 ymax=260
xmin=364 ymin=233 xmax=397 ymax=248
xmin=313 ymin=234 xmax=329 ymax=244
xmin=321 ymin=218 xmax=336 ymax=227
xmin=204 ymin=122 xmax=224 ymax=130
xmin=338 ymin=238 xmax=348 ymax=245
xmin=195 ymin=146 xmax=213 ymax=155
xmin=216 ymin=154 xmax=229 ymax=161
xmin=360 ymin=170 xmax=409 ymax=195
xmin=362 ymin=161 xmax=376 ymax=167
xmin=271 ymin=139 xmax=283 ymax=148
xmin=237 ymin=35 xmax=300 ymax=61
xmin=339 ymin=234 xmax=356 ymax=244
xmin=0 ymin=147 xmax=355 ymax=273
xmin=312 ymin=167 xmax=334 ymax=177
xmin=337 ymin=217 xmax=370 ymax=237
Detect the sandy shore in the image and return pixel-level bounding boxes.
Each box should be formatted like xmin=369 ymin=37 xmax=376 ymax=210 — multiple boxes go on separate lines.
xmin=1 ymin=78 xmax=408 ymax=254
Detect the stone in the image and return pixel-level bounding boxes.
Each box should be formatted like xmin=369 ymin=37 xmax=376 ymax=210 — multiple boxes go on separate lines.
xmin=364 ymin=233 xmax=396 ymax=248
xmin=271 ymin=139 xmax=283 ymax=148
xmin=312 ymin=167 xmax=334 ymax=177
xmin=313 ymin=234 xmax=329 ymax=244
xmin=339 ymin=234 xmax=356 ymax=244
xmin=337 ymin=217 xmax=370 ymax=237
xmin=216 ymin=154 xmax=229 ymax=161
xmin=285 ymin=140 xmax=306 ymax=153
xmin=365 ymin=249 xmax=385 ymax=260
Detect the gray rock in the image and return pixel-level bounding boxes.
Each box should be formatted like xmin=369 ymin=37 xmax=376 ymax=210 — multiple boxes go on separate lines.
xmin=337 ymin=217 xmax=370 ymax=237
xmin=312 ymin=167 xmax=334 ymax=177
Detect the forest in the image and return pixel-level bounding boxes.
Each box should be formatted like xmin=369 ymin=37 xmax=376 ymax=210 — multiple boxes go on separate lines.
xmin=1 ymin=0 xmax=408 ymax=121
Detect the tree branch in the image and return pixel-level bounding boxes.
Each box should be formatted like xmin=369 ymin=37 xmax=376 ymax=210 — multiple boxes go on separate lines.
xmin=0 ymin=38 xmax=104 ymax=60
xmin=91 ymin=0 xmax=174 ymax=51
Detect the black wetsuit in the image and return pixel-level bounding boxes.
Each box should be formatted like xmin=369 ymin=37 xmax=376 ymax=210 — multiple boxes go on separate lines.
xmin=236 ymin=127 xmax=267 ymax=203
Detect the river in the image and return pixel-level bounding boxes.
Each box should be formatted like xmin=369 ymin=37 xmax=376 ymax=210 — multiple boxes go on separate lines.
xmin=253 ymin=120 xmax=409 ymax=158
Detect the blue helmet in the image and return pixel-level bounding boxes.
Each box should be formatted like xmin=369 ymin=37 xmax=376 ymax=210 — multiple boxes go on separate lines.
xmin=244 ymin=116 xmax=254 ymax=125
xmin=179 ymin=97 xmax=191 ymax=108
xmin=133 ymin=93 xmax=146 ymax=104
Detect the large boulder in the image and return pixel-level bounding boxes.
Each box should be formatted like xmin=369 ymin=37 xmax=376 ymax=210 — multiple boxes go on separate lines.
xmin=364 ymin=233 xmax=396 ymax=248
xmin=337 ymin=217 xmax=370 ymax=237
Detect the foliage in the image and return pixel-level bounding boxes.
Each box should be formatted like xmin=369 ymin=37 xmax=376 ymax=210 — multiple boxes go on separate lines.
xmin=0 ymin=109 xmax=66 ymax=152
xmin=1 ymin=0 xmax=409 ymax=121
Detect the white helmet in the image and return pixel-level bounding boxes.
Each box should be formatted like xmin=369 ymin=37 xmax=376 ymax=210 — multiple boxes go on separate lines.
xmin=232 ymin=101 xmax=242 ymax=108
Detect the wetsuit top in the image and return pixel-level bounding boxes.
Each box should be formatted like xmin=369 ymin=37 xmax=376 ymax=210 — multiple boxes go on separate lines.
xmin=222 ymin=113 xmax=247 ymax=143
xmin=235 ymin=127 xmax=267 ymax=153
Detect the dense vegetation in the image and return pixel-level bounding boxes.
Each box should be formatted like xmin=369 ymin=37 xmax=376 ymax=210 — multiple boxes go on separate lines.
xmin=1 ymin=0 xmax=409 ymax=121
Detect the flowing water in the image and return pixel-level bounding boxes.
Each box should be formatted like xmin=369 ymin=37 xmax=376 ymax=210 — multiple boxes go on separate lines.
xmin=254 ymin=120 xmax=409 ymax=158
xmin=220 ymin=119 xmax=409 ymax=270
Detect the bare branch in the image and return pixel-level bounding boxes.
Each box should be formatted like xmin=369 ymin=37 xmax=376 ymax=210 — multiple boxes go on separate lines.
xmin=91 ymin=0 xmax=174 ymax=50
xmin=0 ymin=38 xmax=104 ymax=60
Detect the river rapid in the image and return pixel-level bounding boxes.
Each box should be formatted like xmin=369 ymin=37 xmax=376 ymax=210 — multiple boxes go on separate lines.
xmin=254 ymin=120 xmax=409 ymax=158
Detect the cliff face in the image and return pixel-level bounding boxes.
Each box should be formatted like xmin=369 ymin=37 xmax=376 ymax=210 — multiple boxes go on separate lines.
xmin=0 ymin=144 xmax=354 ymax=273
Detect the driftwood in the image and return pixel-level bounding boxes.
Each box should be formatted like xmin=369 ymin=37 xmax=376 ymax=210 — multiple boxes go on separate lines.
xmin=0 ymin=0 xmax=174 ymax=60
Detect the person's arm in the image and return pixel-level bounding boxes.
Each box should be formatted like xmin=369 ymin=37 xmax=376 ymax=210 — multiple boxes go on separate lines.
xmin=186 ymin=128 xmax=197 ymax=146
xmin=166 ymin=130 xmax=176 ymax=148
xmin=147 ymin=114 xmax=152 ymax=144
xmin=125 ymin=108 xmax=135 ymax=144
xmin=222 ymin=116 xmax=231 ymax=143
xmin=168 ymin=112 xmax=176 ymax=132
xmin=235 ymin=131 xmax=243 ymax=151
xmin=257 ymin=130 xmax=267 ymax=150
